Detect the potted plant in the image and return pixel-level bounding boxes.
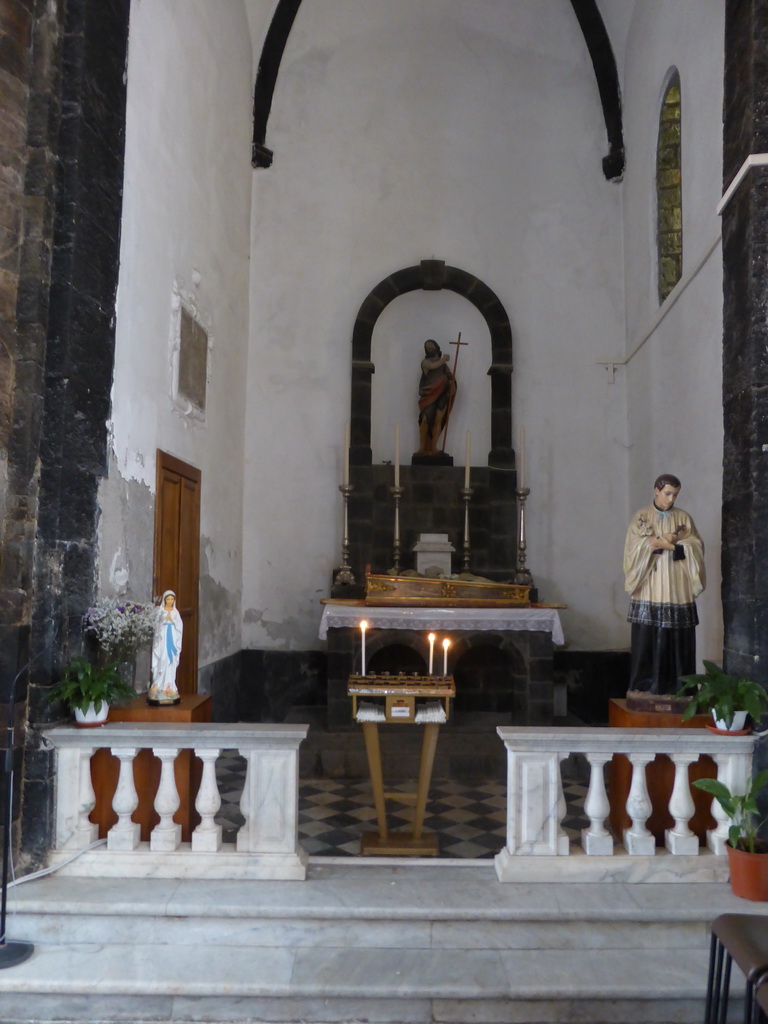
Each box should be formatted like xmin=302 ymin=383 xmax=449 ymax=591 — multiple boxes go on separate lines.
xmin=677 ymin=661 xmax=768 ymax=732
xmin=694 ymin=769 xmax=768 ymax=900
xmin=48 ymin=656 xmax=137 ymax=726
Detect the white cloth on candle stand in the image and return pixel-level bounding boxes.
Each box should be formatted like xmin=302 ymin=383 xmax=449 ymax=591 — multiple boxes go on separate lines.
xmin=319 ymin=604 xmax=564 ymax=646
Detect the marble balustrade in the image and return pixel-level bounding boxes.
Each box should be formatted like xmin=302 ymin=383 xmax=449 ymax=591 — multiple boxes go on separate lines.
xmin=45 ymin=722 xmax=309 ymax=880
xmin=44 ymin=721 xmax=754 ymax=884
xmin=495 ymin=725 xmax=755 ymax=882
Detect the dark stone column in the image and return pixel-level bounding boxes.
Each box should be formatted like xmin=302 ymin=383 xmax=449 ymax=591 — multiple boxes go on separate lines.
xmin=0 ymin=0 xmax=67 ymax=866
xmin=721 ymin=0 xmax=768 ymax=687
xmin=0 ymin=0 xmax=130 ymax=867
xmin=22 ymin=0 xmax=130 ymax=864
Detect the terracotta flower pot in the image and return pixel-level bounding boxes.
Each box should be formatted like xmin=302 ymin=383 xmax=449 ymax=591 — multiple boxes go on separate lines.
xmin=726 ymin=841 xmax=768 ymax=901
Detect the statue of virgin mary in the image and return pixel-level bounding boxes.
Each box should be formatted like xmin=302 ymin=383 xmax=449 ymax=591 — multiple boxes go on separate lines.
xmin=148 ymin=590 xmax=183 ymax=705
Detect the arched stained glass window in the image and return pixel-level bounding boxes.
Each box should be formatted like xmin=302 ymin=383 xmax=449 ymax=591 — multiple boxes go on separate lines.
xmin=656 ymin=72 xmax=682 ymax=304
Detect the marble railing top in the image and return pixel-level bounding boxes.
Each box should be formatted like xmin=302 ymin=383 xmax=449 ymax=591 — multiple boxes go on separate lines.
xmin=45 ymin=722 xmax=309 ymax=749
xmin=496 ymin=725 xmax=756 ymax=755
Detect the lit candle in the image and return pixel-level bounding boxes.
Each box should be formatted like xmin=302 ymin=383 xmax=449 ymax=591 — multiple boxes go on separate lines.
xmin=519 ymin=426 xmax=526 ymax=489
xmin=464 ymin=430 xmax=471 ymax=488
xmin=360 ymin=619 xmax=368 ymax=676
xmin=428 ymin=633 xmax=436 ymax=674
xmin=343 ymin=423 xmax=350 ymax=486
xmin=394 ymin=423 xmax=400 ymax=487
xmin=442 ymin=637 xmax=451 ymax=676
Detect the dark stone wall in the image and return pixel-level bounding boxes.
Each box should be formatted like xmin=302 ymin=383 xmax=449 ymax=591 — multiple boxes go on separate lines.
xmin=0 ymin=0 xmax=130 ymax=867
xmin=722 ymin=0 xmax=768 ymax=796
xmin=325 ymin=625 xmax=554 ymax=730
xmin=347 ymin=464 xmax=518 ymax=585
xmin=721 ymin=0 xmax=768 ymax=686
xmin=0 ymin=0 xmax=67 ymax=865
xmin=24 ymin=0 xmax=130 ymax=866
xmin=0 ymin=0 xmax=63 ymax=723
xmin=206 ymin=649 xmax=326 ymax=723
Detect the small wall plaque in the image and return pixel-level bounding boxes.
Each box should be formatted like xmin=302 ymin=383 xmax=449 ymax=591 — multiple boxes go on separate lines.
xmin=169 ymin=279 xmax=213 ymax=423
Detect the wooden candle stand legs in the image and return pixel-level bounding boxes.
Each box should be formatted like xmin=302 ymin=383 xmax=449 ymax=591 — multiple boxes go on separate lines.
xmin=360 ymin=721 xmax=441 ymax=856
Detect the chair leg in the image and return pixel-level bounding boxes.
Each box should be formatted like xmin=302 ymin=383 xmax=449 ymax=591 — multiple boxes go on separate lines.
xmin=706 ymin=933 xmax=720 ymax=1024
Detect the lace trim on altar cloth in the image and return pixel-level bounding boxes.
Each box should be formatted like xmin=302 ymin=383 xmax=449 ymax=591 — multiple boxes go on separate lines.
xmin=627 ymin=600 xmax=698 ymax=628
xmin=318 ymin=605 xmax=565 ymax=645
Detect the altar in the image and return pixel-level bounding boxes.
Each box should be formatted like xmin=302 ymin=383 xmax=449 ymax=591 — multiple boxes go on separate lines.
xmin=320 ymin=603 xmax=564 ymax=729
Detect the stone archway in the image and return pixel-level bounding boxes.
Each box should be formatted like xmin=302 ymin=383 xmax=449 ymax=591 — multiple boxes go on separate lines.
xmin=349 ymin=259 xmax=515 ymax=471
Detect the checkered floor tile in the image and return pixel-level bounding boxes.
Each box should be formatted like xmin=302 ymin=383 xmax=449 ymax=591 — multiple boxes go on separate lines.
xmin=215 ymin=751 xmax=589 ymax=858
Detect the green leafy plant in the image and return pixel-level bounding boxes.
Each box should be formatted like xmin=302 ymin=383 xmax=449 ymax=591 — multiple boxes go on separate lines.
xmin=47 ymin=656 xmax=136 ymax=715
xmin=693 ymin=769 xmax=768 ymax=854
xmin=677 ymin=661 xmax=768 ymax=728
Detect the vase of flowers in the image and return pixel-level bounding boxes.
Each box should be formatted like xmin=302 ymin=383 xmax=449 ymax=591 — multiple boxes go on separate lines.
xmin=82 ymin=598 xmax=157 ymax=685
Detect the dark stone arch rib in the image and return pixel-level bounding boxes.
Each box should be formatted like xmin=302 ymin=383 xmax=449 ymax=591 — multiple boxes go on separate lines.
xmin=252 ymin=0 xmax=303 ymax=168
xmin=253 ymin=1 xmax=624 ymax=180
xmin=350 ymin=259 xmax=514 ymax=469
xmin=569 ymin=0 xmax=625 ymax=181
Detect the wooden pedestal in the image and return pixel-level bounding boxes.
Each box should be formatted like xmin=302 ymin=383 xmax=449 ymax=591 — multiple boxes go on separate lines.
xmin=608 ymin=698 xmax=716 ymax=844
xmin=359 ymin=720 xmax=442 ymax=857
xmin=90 ymin=693 xmax=212 ymax=842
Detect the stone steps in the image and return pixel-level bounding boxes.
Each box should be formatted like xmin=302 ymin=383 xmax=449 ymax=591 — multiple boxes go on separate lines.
xmin=2 ymin=863 xmax=759 ymax=1023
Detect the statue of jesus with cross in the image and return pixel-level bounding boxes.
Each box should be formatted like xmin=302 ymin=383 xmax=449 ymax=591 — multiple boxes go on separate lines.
xmin=416 ymin=334 xmax=467 ymax=457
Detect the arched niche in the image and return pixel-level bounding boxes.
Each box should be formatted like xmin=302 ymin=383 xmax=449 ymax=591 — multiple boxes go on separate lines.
xmin=350 ymin=260 xmax=514 ymax=470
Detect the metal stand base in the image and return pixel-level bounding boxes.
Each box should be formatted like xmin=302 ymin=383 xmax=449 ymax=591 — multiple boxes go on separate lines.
xmin=0 ymin=940 xmax=34 ymax=969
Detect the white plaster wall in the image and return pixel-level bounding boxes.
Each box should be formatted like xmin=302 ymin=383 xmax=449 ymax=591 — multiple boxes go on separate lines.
xmin=617 ymin=0 xmax=724 ymax=664
xmin=244 ymin=0 xmax=628 ymax=651
xmin=105 ymin=0 xmax=253 ymax=665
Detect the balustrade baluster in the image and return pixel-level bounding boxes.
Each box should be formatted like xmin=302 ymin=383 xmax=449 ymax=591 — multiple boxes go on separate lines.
xmin=624 ymin=752 xmax=655 ymax=855
xmin=556 ymin=753 xmax=570 ymax=854
xmin=236 ymin=749 xmax=252 ymax=852
xmin=54 ymin=745 xmax=99 ymax=849
xmin=151 ymin=747 xmax=182 ymax=851
xmin=108 ymin=746 xmax=140 ymax=851
xmin=707 ymin=751 xmax=751 ymax=855
xmin=192 ymin=747 xmax=222 ymax=852
xmin=665 ymin=753 xmax=699 ymax=855
xmin=582 ymin=752 xmax=613 ymax=855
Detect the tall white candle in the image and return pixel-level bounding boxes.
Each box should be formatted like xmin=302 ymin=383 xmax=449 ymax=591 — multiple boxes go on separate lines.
xmin=464 ymin=430 xmax=471 ymax=488
xmin=343 ymin=422 xmax=350 ymax=486
xmin=519 ymin=426 xmax=526 ymax=489
xmin=360 ymin=619 xmax=368 ymax=676
xmin=428 ymin=633 xmax=436 ymax=675
xmin=442 ymin=638 xmax=451 ymax=676
xmin=394 ymin=423 xmax=400 ymax=487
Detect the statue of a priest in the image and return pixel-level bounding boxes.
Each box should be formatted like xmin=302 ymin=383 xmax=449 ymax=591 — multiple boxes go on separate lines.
xmin=623 ymin=474 xmax=705 ymax=694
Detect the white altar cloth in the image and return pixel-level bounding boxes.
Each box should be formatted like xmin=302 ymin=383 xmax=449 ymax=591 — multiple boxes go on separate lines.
xmin=318 ymin=604 xmax=564 ymax=646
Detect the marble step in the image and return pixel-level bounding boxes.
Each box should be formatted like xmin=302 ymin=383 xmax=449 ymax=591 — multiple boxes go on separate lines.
xmin=7 ymin=865 xmax=759 ymax=948
xmin=3 ymin=865 xmax=758 ymax=1023
xmin=0 ymin=941 xmax=742 ymax=1024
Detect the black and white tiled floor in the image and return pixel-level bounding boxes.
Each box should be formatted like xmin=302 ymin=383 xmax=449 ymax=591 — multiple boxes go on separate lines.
xmin=215 ymin=752 xmax=589 ymax=859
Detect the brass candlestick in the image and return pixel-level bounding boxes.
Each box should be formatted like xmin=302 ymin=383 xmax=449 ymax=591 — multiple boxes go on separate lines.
xmin=389 ymin=485 xmax=404 ymax=575
xmin=335 ymin=483 xmax=357 ymax=585
xmin=460 ymin=486 xmax=473 ymax=572
xmin=514 ymin=486 xmax=534 ymax=587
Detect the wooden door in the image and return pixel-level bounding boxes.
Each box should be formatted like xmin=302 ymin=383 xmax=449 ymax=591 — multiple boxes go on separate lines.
xmin=153 ymin=451 xmax=201 ymax=694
